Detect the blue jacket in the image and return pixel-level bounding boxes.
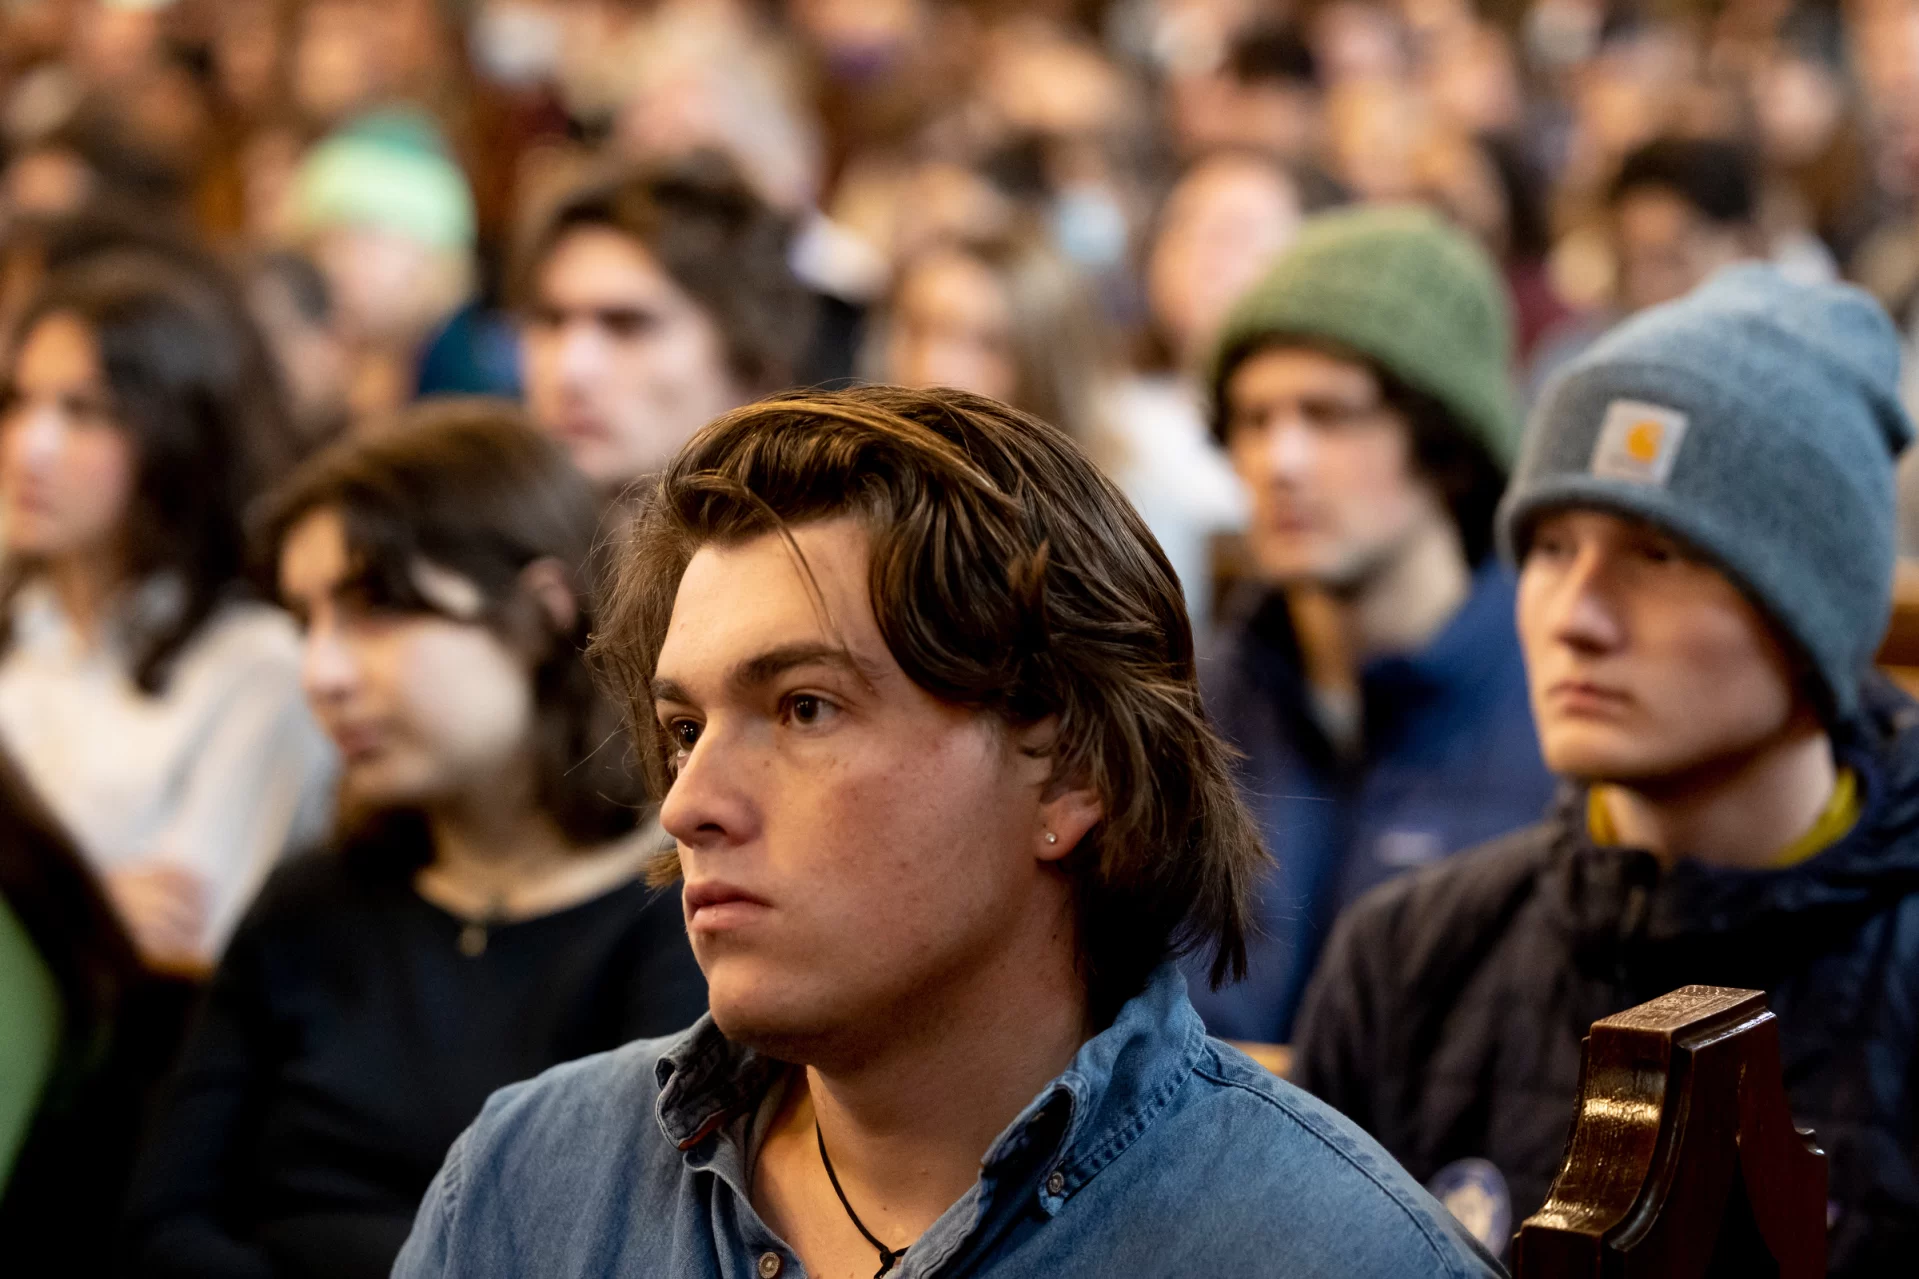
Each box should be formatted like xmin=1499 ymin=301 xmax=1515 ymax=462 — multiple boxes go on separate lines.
xmin=1189 ymin=565 xmax=1554 ymax=1043
xmin=392 ymin=963 xmax=1503 ymax=1278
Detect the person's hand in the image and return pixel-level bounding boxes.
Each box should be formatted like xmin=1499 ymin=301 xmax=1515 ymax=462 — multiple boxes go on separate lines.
xmin=103 ymin=862 xmax=209 ymax=974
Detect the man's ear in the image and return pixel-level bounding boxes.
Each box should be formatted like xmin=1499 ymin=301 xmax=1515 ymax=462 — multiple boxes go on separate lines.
xmin=1036 ymin=781 xmax=1104 ymax=863
xmin=518 ymin=557 xmax=579 ymax=636
xmin=1012 ymin=715 xmax=1104 ymax=862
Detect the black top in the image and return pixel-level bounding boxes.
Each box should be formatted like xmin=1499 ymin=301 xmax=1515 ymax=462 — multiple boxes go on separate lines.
xmin=1291 ymin=676 xmax=1919 ymax=1275
xmin=121 ymin=822 xmax=707 ymax=1279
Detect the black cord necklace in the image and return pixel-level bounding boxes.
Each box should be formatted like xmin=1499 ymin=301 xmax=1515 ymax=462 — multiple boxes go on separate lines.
xmin=815 ymin=1120 xmax=906 ymax=1278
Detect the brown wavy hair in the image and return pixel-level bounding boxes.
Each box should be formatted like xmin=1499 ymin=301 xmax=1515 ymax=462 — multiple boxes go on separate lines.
xmin=592 ymin=384 xmax=1267 ymax=1019
xmin=512 ymin=152 xmax=812 ymax=396
xmin=257 ymin=398 xmax=645 ymax=847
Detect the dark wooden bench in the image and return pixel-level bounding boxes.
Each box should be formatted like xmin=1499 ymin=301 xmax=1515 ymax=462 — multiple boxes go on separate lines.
xmin=1513 ymin=986 xmax=1827 ymax=1278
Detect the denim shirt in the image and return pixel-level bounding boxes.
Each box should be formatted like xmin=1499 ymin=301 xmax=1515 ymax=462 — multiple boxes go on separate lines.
xmin=1188 ymin=565 xmax=1555 ymax=1043
xmin=393 ymin=963 xmax=1503 ymax=1278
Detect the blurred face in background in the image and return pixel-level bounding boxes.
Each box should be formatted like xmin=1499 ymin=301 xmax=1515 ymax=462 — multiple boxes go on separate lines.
xmin=1516 ymin=509 xmax=1804 ymax=783
xmin=1612 ymin=186 xmax=1753 ymax=314
xmin=248 ymin=264 xmax=350 ymax=453
xmin=883 ymin=248 xmax=1018 ymax=404
xmin=1414 ymin=131 xmax=1509 ymax=259
xmin=280 ymin=506 xmax=538 ymax=811
xmin=1325 ymin=79 xmax=1422 ymax=201
xmin=0 ymin=312 xmax=136 ymax=567
xmin=4 ymin=145 xmax=94 ymax=221
xmin=312 ymin=227 xmax=464 ymax=350
xmin=292 ymin=0 xmax=397 ymax=124
xmin=521 ymin=226 xmax=744 ymax=492
xmin=1149 ymin=154 xmax=1302 ymax=369
xmin=1225 ymin=344 xmax=1447 ymax=588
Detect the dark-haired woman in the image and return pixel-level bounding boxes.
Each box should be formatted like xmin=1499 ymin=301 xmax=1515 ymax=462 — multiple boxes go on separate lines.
xmin=123 ymin=400 xmax=706 ymax=1279
xmin=0 ymin=252 xmax=336 ymax=970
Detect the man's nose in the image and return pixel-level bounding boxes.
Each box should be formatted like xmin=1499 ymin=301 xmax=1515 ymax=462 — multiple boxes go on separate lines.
xmin=1257 ymin=414 xmax=1316 ymax=483
xmin=658 ymin=719 xmax=757 ymax=853
xmin=1549 ymin=547 xmax=1626 ymax=652
xmin=554 ymin=322 xmax=608 ymax=385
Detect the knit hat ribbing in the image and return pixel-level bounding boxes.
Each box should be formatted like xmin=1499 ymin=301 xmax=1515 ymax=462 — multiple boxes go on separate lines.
xmin=1500 ymin=263 xmax=1913 ymax=723
xmin=1207 ymin=203 xmax=1519 ymax=466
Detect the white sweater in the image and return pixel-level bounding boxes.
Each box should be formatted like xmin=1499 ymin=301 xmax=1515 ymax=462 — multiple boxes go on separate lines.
xmin=0 ymin=580 xmax=338 ymax=956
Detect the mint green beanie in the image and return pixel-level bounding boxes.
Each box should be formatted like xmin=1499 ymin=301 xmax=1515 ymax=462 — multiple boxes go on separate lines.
xmin=1207 ymin=203 xmax=1519 ymax=467
xmin=292 ymin=110 xmax=476 ymax=253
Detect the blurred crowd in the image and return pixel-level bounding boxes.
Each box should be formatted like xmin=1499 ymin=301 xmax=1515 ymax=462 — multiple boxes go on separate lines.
xmin=4 ymin=0 xmax=1919 ymax=1272
xmin=9 ymin=0 xmax=1919 ymax=537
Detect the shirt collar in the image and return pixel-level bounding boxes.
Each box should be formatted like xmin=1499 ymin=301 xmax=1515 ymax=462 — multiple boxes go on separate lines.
xmin=652 ymin=961 xmax=1207 ymax=1215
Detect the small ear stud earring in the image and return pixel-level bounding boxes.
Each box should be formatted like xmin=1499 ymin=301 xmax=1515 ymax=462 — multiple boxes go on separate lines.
xmin=1045 ymin=832 xmax=1059 ymax=845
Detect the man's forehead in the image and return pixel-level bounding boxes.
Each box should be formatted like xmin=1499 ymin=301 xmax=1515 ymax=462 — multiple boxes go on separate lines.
xmin=539 ymin=228 xmax=661 ymax=296
xmin=653 ymin=521 xmax=883 ymax=684
xmin=1232 ymin=344 xmax=1378 ymax=396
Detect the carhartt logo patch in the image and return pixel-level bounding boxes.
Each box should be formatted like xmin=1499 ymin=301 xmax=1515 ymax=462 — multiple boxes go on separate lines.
xmin=1590 ymin=400 xmax=1689 ymax=486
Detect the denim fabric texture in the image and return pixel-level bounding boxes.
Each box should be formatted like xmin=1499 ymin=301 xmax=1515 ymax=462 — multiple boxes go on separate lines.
xmin=392 ymin=963 xmax=1504 ymax=1278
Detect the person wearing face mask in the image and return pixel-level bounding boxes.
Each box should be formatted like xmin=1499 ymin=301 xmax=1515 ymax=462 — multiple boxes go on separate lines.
xmin=0 ymin=251 xmax=336 ymax=972
xmin=515 ymin=154 xmax=814 ymax=499
xmin=1293 ymin=267 xmax=1919 ymax=1272
xmin=120 ymin=401 xmax=707 ymax=1279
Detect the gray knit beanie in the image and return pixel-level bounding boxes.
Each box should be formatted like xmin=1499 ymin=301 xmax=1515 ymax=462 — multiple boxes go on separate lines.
xmin=1500 ymin=264 xmax=1913 ymax=723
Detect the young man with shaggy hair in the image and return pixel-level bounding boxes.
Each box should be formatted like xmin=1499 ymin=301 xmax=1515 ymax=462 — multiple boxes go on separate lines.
xmin=393 ymin=385 xmax=1499 ymax=1278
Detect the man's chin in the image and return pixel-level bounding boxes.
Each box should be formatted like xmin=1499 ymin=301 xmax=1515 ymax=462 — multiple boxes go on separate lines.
xmin=1248 ymin=540 xmax=1376 ymax=593
xmin=707 ymin=1002 xmax=834 ymax=1064
xmin=1543 ymin=734 xmax=1689 ymax=788
xmin=705 ymin=972 xmax=825 ymax=1053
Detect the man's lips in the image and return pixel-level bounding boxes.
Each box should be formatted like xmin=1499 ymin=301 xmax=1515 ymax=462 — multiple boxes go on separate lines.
xmin=683 ymin=880 xmax=772 ymax=930
xmin=550 ymin=414 xmax=610 ymax=442
xmin=328 ymin=722 xmax=388 ymax=762
xmin=1261 ymin=509 xmax=1319 ymax=535
xmin=1544 ymin=678 xmax=1633 ymax=714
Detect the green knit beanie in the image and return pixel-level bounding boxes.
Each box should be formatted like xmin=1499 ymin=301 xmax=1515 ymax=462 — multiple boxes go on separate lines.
xmin=1207 ymin=203 xmax=1519 ymax=467
xmin=292 ymin=110 xmax=476 ymax=253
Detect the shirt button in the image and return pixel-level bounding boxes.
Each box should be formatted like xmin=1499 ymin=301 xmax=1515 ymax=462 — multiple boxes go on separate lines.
xmin=1046 ymin=1170 xmax=1066 ymax=1195
xmin=757 ymin=1252 xmax=783 ymax=1278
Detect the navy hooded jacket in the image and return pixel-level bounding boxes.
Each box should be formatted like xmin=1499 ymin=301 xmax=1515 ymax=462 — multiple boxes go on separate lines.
xmin=1187 ymin=564 xmax=1555 ymax=1042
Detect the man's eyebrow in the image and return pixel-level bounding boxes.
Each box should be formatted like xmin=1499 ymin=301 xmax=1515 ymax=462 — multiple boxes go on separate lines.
xmin=649 ymin=642 xmax=879 ymax=710
xmin=650 ymin=677 xmax=693 ymax=709
xmin=734 ymin=642 xmax=877 ymax=692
